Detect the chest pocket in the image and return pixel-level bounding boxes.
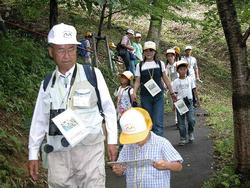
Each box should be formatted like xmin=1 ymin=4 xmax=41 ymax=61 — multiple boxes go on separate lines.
xmin=69 ymin=80 xmax=98 ymax=110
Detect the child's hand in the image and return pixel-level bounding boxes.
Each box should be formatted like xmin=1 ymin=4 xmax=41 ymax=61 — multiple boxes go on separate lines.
xmin=153 ymin=160 xmax=171 ymax=170
xmin=112 ymin=164 xmax=126 ymax=176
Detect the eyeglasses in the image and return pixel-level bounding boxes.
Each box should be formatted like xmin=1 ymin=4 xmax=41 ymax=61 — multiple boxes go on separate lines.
xmin=53 ymin=46 xmax=76 ymax=56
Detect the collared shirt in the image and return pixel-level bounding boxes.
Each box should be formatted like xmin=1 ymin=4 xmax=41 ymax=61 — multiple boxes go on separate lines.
xmin=28 ymin=63 xmax=117 ymax=160
xmin=118 ymin=132 xmax=183 ymax=188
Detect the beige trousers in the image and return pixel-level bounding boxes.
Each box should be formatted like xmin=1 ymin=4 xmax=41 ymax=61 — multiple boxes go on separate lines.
xmin=47 ymin=142 xmax=105 ymax=188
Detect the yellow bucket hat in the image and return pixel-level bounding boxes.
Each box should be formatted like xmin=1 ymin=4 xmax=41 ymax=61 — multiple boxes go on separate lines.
xmin=119 ymin=107 xmax=152 ymax=144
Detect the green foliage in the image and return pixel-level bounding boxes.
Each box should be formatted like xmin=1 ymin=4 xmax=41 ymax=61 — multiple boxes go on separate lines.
xmin=0 ymin=129 xmax=26 ymax=187
xmin=0 ymin=32 xmax=54 ymax=126
xmin=203 ymin=166 xmax=241 ymax=188
xmin=9 ymin=0 xmax=49 ymax=22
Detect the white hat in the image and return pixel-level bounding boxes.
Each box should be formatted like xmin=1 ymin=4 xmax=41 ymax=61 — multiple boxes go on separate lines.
xmin=119 ymin=107 xmax=152 ymax=144
xmin=120 ymin=71 xmax=134 ymax=80
xmin=176 ymin=60 xmax=189 ymax=69
xmin=185 ymin=45 xmax=192 ymax=51
xmin=126 ymin=29 xmax=134 ymax=35
xmin=166 ymin=49 xmax=176 ymax=55
xmin=135 ymin=33 xmax=142 ymax=38
xmin=143 ymin=41 xmax=156 ymax=51
xmin=48 ymin=23 xmax=81 ymax=45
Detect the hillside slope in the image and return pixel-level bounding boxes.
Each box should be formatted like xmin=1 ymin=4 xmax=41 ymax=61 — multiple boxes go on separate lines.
xmin=0 ymin=2 xmax=235 ymax=187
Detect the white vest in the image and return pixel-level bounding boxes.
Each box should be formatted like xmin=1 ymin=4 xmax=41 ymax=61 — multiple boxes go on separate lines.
xmin=43 ymin=64 xmax=104 ymax=152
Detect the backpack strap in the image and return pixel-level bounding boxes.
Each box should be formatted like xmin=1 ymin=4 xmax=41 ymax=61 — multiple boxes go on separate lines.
xmin=139 ymin=60 xmax=163 ymax=77
xmin=43 ymin=72 xmax=56 ymax=92
xmin=127 ymin=87 xmax=133 ymax=105
xmin=83 ymin=64 xmax=104 ymax=118
xmin=157 ymin=60 xmax=163 ymax=77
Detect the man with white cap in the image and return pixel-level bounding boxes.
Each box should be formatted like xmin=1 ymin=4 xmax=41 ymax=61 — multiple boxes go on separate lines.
xmin=112 ymin=107 xmax=183 ymax=188
xmin=182 ymin=45 xmax=202 ymax=107
xmin=28 ymin=23 xmax=117 ymax=187
xmin=182 ymin=45 xmax=201 ymax=82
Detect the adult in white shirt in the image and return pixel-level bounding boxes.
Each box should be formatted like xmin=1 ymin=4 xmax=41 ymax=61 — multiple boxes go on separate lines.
xmin=182 ymin=45 xmax=201 ymax=107
xmin=133 ymin=41 xmax=176 ymax=137
xmin=28 ymin=23 xmax=117 ymax=188
xmin=182 ymin=45 xmax=201 ymax=82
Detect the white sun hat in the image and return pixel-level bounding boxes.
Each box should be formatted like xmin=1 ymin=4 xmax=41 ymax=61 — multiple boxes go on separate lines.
xmin=185 ymin=45 xmax=192 ymax=51
xmin=48 ymin=23 xmax=81 ymax=45
xmin=120 ymin=71 xmax=134 ymax=80
xmin=143 ymin=41 xmax=156 ymax=51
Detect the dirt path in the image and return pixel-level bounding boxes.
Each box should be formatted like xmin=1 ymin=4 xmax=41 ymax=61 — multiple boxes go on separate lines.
xmin=105 ymin=108 xmax=214 ymax=188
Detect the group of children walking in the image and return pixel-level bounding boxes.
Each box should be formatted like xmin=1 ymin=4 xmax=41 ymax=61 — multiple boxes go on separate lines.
xmin=111 ymin=32 xmax=202 ymax=187
xmin=79 ymin=28 xmax=201 ymax=187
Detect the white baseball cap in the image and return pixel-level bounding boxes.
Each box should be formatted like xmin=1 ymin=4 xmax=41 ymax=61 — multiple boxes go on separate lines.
xmin=166 ymin=49 xmax=176 ymax=55
xmin=119 ymin=107 xmax=152 ymax=144
xmin=176 ymin=60 xmax=189 ymax=69
xmin=143 ymin=41 xmax=156 ymax=51
xmin=48 ymin=23 xmax=81 ymax=45
xmin=126 ymin=29 xmax=134 ymax=35
xmin=185 ymin=45 xmax=192 ymax=51
xmin=135 ymin=33 xmax=142 ymax=38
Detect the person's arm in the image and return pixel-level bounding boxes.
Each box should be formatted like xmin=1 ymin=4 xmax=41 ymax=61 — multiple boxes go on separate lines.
xmin=162 ymin=71 xmax=176 ymax=102
xmin=28 ymin=83 xmax=49 ymax=181
xmin=95 ymin=68 xmax=118 ymax=161
xmin=193 ymin=57 xmax=202 ymax=82
xmin=121 ymin=35 xmax=134 ymax=51
xmin=112 ymin=164 xmax=127 ymax=176
xmin=132 ymin=63 xmax=141 ymax=101
xmin=153 ymin=160 xmax=182 ymax=171
xmin=192 ymin=87 xmax=200 ymax=107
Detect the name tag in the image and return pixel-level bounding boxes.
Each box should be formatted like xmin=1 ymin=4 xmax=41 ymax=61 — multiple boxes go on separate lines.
xmin=144 ymin=79 xmax=161 ymax=97
xmin=73 ymin=89 xmax=91 ymax=107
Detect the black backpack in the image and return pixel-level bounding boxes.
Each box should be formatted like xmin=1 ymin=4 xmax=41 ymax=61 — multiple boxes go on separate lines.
xmin=43 ymin=64 xmax=104 ymax=117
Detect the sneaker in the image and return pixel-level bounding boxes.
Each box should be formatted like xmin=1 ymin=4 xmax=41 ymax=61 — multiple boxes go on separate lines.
xmin=178 ymin=139 xmax=187 ymax=146
xmin=189 ymin=133 xmax=194 ymax=142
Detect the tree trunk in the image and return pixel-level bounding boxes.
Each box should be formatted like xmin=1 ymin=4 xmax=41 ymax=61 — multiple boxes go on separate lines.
xmin=107 ymin=3 xmax=113 ymax=29
xmin=216 ymin=0 xmax=250 ymax=181
xmin=96 ymin=0 xmax=107 ymax=50
xmin=49 ymin=0 xmax=58 ymax=29
xmin=146 ymin=0 xmax=163 ymax=46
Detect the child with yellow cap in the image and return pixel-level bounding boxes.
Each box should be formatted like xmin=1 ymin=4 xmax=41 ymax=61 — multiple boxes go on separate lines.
xmin=112 ymin=107 xmax=183 ymax=188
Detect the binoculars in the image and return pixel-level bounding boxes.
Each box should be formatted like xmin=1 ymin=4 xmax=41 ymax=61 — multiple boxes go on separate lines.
xmin=49 ymin=109 xmax=65 ymax=136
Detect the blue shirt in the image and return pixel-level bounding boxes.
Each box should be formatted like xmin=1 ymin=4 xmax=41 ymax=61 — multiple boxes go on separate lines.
xmin=118 ymin=132 xmax=183 ymax=188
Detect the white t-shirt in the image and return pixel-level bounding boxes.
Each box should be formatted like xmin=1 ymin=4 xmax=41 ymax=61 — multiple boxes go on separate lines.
xmin=165 ymin=62 xmax=178 ymax=82
xmin=135 ymin=61 xmax=166 ymax=77
xmin=181 ymin=56 xmax=198 ymax=80
xmin=172 ymin=76 xmax=196 ymax=100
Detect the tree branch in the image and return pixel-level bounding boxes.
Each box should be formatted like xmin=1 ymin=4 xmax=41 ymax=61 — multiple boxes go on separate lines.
xmin=242 ymin=26 xmax=250 ymax=44
xmin=104 ymin=7 xmax=128 ymax=19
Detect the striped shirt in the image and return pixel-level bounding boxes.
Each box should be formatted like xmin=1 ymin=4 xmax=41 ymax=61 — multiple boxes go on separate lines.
xmin=118 ymin=132 xmax=183 ymax=188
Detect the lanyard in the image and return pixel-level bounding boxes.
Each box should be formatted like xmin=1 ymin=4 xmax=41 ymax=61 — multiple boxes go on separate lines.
xmin=147 ymin=67 xmax=154 ymax=79
xmin=133 ymin=146 xmax=148 ymax=188
xmin=50 ymin=66 xmax=77 ymax=108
